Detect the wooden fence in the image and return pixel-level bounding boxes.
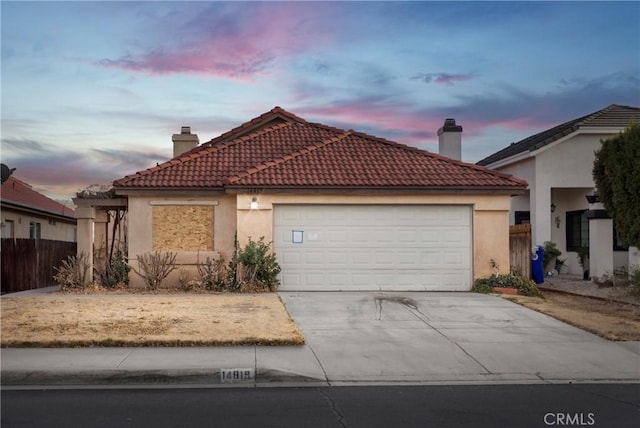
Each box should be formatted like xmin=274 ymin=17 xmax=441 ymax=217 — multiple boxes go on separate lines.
xmin=509 ymin=224 xmax=531 ymax=278
xmin=1 ymin=238 xmax=76 ymax=294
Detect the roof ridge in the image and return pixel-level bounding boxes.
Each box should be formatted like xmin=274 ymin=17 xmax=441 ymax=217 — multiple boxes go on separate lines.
xmin=113 ymin=122 xmax=294 ymax=186
xmin=1 ymin=176 xmax=75 ymax=217
xmin=187 ymin=106 xmax=308 ymax=154
xmin=346 ymin=129 xmax=528 ymax=185
xmin=224 ymin=131 xmax=353 ymax=185
xmin=579 ymin=104 xmax=616 ymax=126
xmin=478 ymin=104 xmax=640 ymax=166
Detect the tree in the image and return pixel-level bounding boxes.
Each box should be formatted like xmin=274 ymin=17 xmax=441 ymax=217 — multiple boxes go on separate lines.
xmin=592 ymin=123 xmax=640 ymax=247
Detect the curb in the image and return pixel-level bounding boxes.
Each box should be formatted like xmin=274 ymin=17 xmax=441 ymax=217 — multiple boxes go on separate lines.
xmin=1 ymin=369 xmax=326 ymax=387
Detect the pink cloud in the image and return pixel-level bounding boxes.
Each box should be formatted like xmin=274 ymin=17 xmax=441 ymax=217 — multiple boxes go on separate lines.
xmin=301 ymin=102 xmax=446 ymax=146
xmin=97 ymin=3 xmax=337 ymax=79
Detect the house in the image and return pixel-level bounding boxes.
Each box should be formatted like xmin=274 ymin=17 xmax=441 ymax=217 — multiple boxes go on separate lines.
xmin=79 ymin=107 xmax=527 ymax=290
xmin=1 ymin=175 xmax=76 ymax=242
xmin=477 ymin=104 xmax=640 ymax=278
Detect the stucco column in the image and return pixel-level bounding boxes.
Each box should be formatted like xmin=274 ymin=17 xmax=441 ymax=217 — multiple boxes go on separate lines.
xmin=586 ymin=196 xmax=613 ymax=282
xmin=531 ymin=184 xmax=551 ymax=246
xmin=629 ymin=247 xmax=640 ymax=273
xmin=75 ymin=206 xmax=95 ymax=284
xmin=588 ymin=217 xmax=613 ymax=281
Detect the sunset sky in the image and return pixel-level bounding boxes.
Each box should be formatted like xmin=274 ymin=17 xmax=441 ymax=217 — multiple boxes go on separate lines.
xmin=2 ymin=1 xmax=639 ymax=202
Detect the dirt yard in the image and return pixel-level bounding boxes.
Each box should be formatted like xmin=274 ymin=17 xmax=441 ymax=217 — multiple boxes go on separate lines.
xmin=1 ymin=294 xmax=305 ymax=347
xmin=506 ymin=290 xmax=640 ymax=341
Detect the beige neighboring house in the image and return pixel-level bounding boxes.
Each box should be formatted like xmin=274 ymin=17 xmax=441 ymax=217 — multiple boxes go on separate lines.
xmin=81 ymin=107 xmax=526 ymax=290
xmin=1 ymin=176 xmax=76 ymax=241
xmin=477 ymin=104 xmax=640 ymax=279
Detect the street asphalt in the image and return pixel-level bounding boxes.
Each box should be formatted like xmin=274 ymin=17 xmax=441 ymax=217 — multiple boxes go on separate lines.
xmin=1 ymin=291 xmax=639 ymax=387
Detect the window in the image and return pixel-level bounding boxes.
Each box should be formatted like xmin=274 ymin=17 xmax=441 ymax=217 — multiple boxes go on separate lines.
xmin=566 ymin=210 xmax=588 ymax=251
xmin=29 ymin=221 xmax=41 ymax=239
xmin=2 ymin=220 xmax=15 ymax=238
xmin=514 ymin=211 xmax=530 ymax=225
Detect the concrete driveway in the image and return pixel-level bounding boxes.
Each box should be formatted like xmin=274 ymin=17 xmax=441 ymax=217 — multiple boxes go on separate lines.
xmin=279 ymin=292 xmax=640 ymax=383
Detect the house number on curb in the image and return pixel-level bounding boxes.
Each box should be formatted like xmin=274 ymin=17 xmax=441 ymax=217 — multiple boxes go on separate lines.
xmin=221 ymin=368 xmax=255 ymax=383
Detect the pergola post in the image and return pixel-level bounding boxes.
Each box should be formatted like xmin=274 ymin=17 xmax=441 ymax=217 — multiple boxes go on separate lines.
xmin=75 ymin=205 xmax=96 ymax=285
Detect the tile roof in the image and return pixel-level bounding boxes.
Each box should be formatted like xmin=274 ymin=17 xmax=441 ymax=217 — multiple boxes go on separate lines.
xmin=1 ymin=176 xmax=75 ymax=219
xmin=114 ymin=107 xmax=527 ymax=192
xmin=477 ymin=104 xmax=640 ymax=166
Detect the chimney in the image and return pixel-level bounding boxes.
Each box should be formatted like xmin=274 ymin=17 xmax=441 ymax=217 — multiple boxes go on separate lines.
xmin=172 ymin=126 xmax=199 ymax=157
xmin=437 ymin=118 xmax=463 ymax=161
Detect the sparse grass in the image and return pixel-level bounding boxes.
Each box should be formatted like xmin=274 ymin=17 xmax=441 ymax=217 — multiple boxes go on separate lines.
xmin=505 ymin=290 xmax=640 ymax=341
xmin=1 ymin=294 xmax=304 ymax=347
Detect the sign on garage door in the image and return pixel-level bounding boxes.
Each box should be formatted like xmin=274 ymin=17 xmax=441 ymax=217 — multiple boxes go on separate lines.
xmin=273 ymin=205 xmax=472 ymax=291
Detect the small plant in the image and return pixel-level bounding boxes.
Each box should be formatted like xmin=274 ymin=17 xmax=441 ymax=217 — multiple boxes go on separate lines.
xmin=472 ymin=273 xmax=544 ymax=297
xmin=575 ymin=246 xmax=590 ymax=280
xmin=197 ymin=256 xmax=227 ymax=291
xmin=54 ymin=253 xmax=91 ymax=290
xmin=490 ymin=259 xmax=500 ymax=274
xmin=177 ymin=268 xmax=201 ymax=292
xmin=543 ymin=241 xmax=562 ymax=271
xmin=575 ymin=247 xmax=589 ymax=268
xmin=94 ymin=246 xmax=130 ymax=288
xmin=132 ymin=251 xmax=177 ymax=290
xmin=554 ymin=258 xmax=567 ymax=274
xmin=229 ymin=236 xmax=281 ymax=292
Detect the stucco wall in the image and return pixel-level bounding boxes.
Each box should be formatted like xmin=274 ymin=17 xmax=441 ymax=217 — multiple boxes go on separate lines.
xmin=235 ymin=193 xmax=513 ymax=281
xmin=126 ymin=194 xmax=236 ymax=287
xmin=494 ymin=131 xmax=629 ymax=275
xmin=1 ymin=209 xmax=76 ymax=242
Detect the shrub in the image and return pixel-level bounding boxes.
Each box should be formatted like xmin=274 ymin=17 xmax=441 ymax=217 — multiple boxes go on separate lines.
xmin=132 ymin=251 xmax=177 ymax=290
xmin=94 ymin=247 xmax=130 ymax=288
xmin=177 ymin=268 xmax=202 ymax=292
xmin=229 ymin=237 xmax=281 ymax=292
xmin=54 ymin=253 xmax=91 ymax=290
xmin=196 ymin=257 xmax=227 ymax=291
xmin=473 ymin=274 xmax=544 ymax=297
xmin=543 ymin=241 xmax=562 ymax=271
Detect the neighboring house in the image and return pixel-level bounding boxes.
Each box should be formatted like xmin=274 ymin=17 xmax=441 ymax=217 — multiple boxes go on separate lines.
xmin=477 ymin=104 xmax=640 ymax=277
xmin=80 ymin=107 xmax=526 ymax=290
xmin=1 ymin=176 xmax=76 ymax=242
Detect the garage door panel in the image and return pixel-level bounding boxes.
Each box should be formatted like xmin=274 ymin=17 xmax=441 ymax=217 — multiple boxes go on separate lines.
xmin=274 ymin=205 xmax=472 ymax=291
xmin=304 ymin=250 xmax=325 ymax=266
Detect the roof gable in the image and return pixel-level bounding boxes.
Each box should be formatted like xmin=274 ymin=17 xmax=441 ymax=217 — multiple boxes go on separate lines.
xmin=114 ymin=107 xmax=526 ymax=192
xmin=1 ymin=176 xmax=75 ymax=218
xmin=477 ymin=104 xmax=640 ymax=167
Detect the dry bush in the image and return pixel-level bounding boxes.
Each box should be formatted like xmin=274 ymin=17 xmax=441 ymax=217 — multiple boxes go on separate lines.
xmin=132 ymin=251 xmax=177 ymax=290
xmin=196 ymin=257 xmax=227 ymax=291
xmin=54 ymin=253 xmax=90 ymax=290
xmin=177 ymin=268 xmax=202 ymax=292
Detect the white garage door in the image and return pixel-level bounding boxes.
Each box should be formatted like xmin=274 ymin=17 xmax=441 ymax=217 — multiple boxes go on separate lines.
xmin=274 ymin=205 xmax=472 ymax=291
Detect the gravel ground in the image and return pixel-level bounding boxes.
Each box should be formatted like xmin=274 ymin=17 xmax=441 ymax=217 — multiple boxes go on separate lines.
xmin=540 ymin=274 xmax=640 ymax=305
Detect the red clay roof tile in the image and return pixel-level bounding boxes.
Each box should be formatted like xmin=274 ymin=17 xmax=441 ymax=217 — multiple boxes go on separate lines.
xmin=114 ymin=107 xmax=526 ymax=191
xmin=1 ymin=176 xmax=75 ymax=218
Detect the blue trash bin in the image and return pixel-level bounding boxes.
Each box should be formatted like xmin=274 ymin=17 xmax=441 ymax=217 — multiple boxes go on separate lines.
xmin=531 ymin=245 xmax=545 ymax=284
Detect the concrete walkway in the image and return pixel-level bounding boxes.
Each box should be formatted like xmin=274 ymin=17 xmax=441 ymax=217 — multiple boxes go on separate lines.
xmin=2 ymin=292 xmax=639 ymax=387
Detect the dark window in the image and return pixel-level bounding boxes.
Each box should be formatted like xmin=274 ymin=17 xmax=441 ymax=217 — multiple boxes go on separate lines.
xmin=566 ymin=210 xmax=588 ymax=251
xmin=515 ymin=211 xmax=530 ymax=225
xmin=29 ymin=221 xmax=41 ymax=240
